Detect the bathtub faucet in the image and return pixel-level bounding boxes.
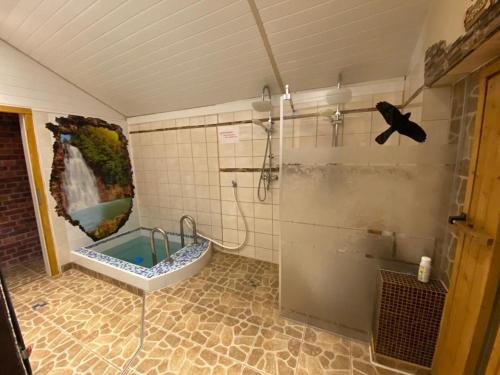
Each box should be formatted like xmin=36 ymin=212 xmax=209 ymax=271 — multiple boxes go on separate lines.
xmin=150 ymin=228 xmax=170 ymax=266
xmin=180 ymin=215 xmax=198 ymax=248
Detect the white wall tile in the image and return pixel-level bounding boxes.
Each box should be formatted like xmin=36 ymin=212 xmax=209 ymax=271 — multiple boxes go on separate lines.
xmin=131 ymin=83 xmax=410 ymax=264
xmin=238 ymin=124 xmax=253 ymax=140
xmin=178 ymin=143 xmax=192 ymax=157
xmin=192 ymin=143 xmax=207 ymax=157
xmin=223 ymin=228 xmax=238 ymax=243
xmin=219 ymin=143 xmax=235 ymax=157
xmin=255 ymin=247 xmax=273 ymax=262
xmin=254 ymin=203 xmax=272 ymax=219
xmin=205 ymin=115 xmax=218 ymax=125
xmin=175 ymin=118 xmax=189 ymax=128
xmin=234 ymin=110 xmax=252 ymax=121
xmin=218 ymin=112 xmax=234 ymax=123
xmin=176 ymin=128 xmax=191 ymax=143
xmin=255 ymin=233 xmax=273 ymax=249
xmin=207 ymin=143 xmax=218 ymax=157
xmin=190 ymin=117 xmax=205 ymax=127
xmin=255 ymin=218 xmax=273 ymax=234
xmin=236 ymin=140 xmax=253 ymax=156
xmin=219 ymin=157 xmax=235 ymax=168
xmin=236 ymin=172 xmax=253 ymax=187
xmin=236 ymin=157 xmax=253 ymax=168
xmin=239 ymin=245 xmax=255 ymax=259
xmin=222 ymin=215 xmax=238 ymax=230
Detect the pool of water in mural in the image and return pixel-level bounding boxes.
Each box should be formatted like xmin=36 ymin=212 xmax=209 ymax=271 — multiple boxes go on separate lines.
xmin=102 ymin=236 xmax=183 ymax=268
xmin=69 ymin=198 xmax=132 ymax=232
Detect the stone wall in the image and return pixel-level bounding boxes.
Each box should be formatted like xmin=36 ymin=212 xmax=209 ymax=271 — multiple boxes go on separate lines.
xmin=440 ymin=71 xmax=480 ymax=286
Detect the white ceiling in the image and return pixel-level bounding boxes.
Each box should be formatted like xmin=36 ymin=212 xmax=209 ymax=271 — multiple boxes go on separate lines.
xmin=0 ymin=0 xmax=429 ymax=117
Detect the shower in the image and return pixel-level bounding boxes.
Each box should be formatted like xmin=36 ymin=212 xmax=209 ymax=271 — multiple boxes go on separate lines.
xmin=252 ymin=85 xmax=277 ymax=202
xmin=182 ymin=85 xmax=277 ymax=251
xmin=320 ymin=107 xmax=343 ymax=147
xmin=320 ymin=74 xmax=352 ymax=147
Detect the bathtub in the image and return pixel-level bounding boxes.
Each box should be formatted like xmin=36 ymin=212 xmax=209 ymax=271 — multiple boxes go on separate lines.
xmin=71 ymin=227 xmax=211 ymax=291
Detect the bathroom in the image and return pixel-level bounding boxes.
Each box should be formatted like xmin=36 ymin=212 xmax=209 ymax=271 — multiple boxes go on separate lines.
xmin=0 ymin=1 xmax=499 ymax=374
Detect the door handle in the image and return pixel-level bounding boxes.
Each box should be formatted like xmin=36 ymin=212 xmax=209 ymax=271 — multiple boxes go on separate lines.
xmin=448 ymin=212 xmax=467 ymax=224
xmin=448 ymin=212 xmax=495 ymax=247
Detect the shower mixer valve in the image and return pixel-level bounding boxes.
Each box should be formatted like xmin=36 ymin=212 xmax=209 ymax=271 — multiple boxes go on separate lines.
xmin=262 ymin=173 xmax=278 ymax=182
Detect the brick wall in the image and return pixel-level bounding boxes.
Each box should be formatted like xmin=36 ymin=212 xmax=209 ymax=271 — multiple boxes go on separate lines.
xmin=0 ymin=112 xmax=42 ymax=267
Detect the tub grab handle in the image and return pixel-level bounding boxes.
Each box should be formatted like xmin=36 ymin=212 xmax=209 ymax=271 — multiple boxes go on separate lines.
xmin=150 ymin=228 xmax=170 ymax=266
xmin=180 ymin=215 xmax=197 ymax=248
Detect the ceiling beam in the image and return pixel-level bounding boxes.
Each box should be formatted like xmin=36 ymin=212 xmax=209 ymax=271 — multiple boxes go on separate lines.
xmin=247 ymin=0 xmax=285 ymax=93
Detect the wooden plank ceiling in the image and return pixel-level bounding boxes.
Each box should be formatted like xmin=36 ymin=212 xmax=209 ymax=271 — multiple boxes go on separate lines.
xmin=0 ymin=0 xmax=430 ymax=116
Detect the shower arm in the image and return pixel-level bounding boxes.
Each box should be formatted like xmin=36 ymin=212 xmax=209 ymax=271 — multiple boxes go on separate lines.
xmin=262 ymin=85 xmax=271 ymax=102
xmin=262 ymin=84 xmax=295 ymax=113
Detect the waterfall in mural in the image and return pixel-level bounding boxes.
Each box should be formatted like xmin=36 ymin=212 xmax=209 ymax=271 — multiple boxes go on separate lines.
xmin=47 ymin=115 xmax=134 ymax=240
xmin=62 ymin=143 xmax=100 ymax=213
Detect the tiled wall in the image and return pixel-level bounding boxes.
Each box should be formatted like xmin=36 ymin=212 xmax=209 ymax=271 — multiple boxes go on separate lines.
xmin=128 ymin=82 xmax=412 ymax=264
xmin=129 ymin=111 xmax=281 ymax=263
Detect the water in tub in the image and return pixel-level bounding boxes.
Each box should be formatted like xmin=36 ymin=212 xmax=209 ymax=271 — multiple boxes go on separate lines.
xmin=102 ymin=236 xmax=184 ymax=268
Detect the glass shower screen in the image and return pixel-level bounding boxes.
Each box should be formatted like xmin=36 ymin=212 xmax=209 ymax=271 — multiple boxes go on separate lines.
xmin=277 ymin=89 xmax=455 ymax=340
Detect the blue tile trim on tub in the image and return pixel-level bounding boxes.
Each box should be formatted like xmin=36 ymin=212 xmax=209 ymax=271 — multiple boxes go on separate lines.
xmin=75 ymin=229 xmax=209 ymax=278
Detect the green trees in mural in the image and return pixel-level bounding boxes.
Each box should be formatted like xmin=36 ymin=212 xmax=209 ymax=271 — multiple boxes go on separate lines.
xmin=71 ymin=125 xmax=131 ymax=187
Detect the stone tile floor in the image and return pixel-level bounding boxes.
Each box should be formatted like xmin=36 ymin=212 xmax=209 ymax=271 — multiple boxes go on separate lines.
xmin=2 ymin=256 xmax=47 ymax=290
xmin=8 ymin=252 xmax=412 ymax=374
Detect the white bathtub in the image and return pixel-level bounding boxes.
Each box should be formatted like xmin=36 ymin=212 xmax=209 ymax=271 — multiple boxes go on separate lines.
xmin=71 ymin=228 xmax=211 ymax=291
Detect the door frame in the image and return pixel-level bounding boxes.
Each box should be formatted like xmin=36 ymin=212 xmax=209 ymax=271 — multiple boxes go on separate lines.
xmin=433 ymin=59 xmax=500 ymax=374
xmin=0 ymin=105 xmax=59 ymax=276
xmin=464 ymin=62 xmax=500 ymax=374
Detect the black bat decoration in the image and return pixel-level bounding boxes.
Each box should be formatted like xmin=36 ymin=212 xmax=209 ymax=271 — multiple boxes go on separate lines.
xmin=375 ymin=101 xmax=426 ymax=144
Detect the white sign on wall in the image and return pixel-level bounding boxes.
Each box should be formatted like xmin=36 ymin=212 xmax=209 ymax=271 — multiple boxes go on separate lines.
xmin=218 ymin=126 xmax=239 ymax=144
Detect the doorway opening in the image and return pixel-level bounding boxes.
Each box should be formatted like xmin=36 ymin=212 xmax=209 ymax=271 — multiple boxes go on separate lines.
xmin=0 ymin=111 xmax=47 ymax=289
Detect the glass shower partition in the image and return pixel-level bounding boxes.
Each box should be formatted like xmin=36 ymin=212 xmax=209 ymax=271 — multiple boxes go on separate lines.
xmin=278 ymin=88 xmax=456 ymax=341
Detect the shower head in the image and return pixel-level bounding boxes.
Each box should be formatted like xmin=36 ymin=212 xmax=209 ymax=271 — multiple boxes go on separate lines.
xmin=251 ymin=100 xmax=273 ymax=112
xmin=252 ymin=85 xmax=272 ymax=112
xmin=326 ymin=88 xmax=352 ymax=105
xmin=326 ymin=73 xmax=352 ymax=105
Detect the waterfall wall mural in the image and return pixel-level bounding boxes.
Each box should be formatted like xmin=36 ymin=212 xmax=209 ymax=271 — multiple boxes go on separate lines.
xmin=47 ymin=115 xmax=134 ymax=241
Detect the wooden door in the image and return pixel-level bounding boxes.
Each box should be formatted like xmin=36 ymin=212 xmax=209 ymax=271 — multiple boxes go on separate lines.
xmin=485 ymin=328 xmax=500 ymax=375
xmin=433 ymin=61 xmax=500 ymax=374
xmin=0 ymin=269 xmax=32 ymax=374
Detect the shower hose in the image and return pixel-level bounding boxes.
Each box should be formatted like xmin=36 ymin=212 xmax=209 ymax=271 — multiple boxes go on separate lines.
xmin=185 ymin=180 xmax=248 ymax=251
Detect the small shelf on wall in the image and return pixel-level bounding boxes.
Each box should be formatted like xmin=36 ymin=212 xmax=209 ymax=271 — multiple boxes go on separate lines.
xmin=425 ymin=2 xmax=500 ymax=87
